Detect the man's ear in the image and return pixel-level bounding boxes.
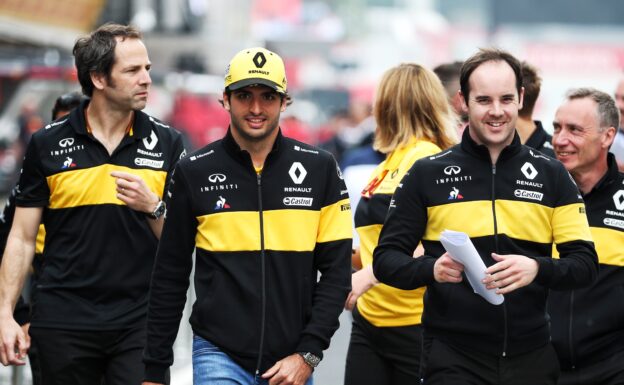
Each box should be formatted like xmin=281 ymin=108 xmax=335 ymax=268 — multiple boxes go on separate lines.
xmin=603 ymin=126 xmax=616 ymax=149
xmin=222 ymin=92 xmax=230 ymax=111
xmin=458 ymin=90 xmax=468 ymax=114
xmin=91 ymin=72 xmax=106 ymax=91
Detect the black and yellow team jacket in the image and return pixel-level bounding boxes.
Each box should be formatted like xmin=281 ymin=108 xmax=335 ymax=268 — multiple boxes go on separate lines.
xmin=16 ymin=100 xmax=185 ymax=330
xmin=143 ymin=130 xmax=352 ymax=383
xmin=548 ymin=153 xmax=624 ymax=370
xmin=355 ymin=138 xmax=442 ymax=327
xmin=373 ymin=128 xmax=598 ymax=357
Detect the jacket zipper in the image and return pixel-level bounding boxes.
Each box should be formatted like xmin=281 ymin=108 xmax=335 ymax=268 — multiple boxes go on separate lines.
xmin=568 ymin=291 xmax=575 ymax=369
xmin=255 ymin=172 xmax=267 ymax=376
xmin=491 ymin=164 xmax=508 ymax=357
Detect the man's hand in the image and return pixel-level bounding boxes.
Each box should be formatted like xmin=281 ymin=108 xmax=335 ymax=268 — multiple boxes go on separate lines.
xmin=482 ymin=253 xmax=539 ymax=294
xmin=345 ymin=265 xmax=378 ymax=311
xmin=111 ymin=171 xmax=159 ymax=214
xmin=0 ymin=316 xmax=29 ymax=366
xmin=261 ymin=353 xmax=313 ymax=385
xmin=19 ymin=323 xmax=30 ymax=348
xmin=433 ymin=252 xmax=464 ymax=283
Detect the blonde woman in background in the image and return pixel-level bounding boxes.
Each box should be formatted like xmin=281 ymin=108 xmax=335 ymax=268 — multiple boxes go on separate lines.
xmin=344 ymin=63 xmax=457 ymax=385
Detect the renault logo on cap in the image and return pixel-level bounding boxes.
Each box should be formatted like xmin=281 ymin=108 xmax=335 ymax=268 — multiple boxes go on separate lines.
xmin=253 ymin=52 xmax=267 ymax=68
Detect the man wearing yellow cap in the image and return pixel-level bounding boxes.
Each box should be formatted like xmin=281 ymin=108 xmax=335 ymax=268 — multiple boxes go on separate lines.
xmin=142 ymin=47 xmax=353 ymax=385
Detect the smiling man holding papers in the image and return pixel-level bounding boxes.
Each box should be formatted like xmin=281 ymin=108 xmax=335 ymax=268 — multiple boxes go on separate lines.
xmin=373 ymin=48 xmax=598 ymax=385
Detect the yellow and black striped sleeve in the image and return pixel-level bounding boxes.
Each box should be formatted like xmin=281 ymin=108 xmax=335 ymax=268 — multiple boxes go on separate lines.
xmin=535 ymin=164 xmax=598 ymax=289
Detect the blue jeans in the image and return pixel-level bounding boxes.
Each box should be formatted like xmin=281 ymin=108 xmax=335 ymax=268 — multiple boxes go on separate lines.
xmin=192 ymin=335 xmax=314 ymax=385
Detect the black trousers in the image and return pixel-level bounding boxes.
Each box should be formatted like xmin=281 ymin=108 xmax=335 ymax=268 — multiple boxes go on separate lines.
xmin=558 ymin=349 xmax=624 ymax=385
xmin=344 ymin=307 xmax=423 ymax=385
xmin=28 ymin=341 xmax=42 ymax=385
xmin=29 ymin=326 xmax=147 ymax=385
xmin=421 ymin=337 xmax=560 ymax=385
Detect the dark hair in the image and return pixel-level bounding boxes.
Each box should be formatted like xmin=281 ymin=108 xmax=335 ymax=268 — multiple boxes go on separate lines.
xmin=73 ymin=23 xmax=142 ymax=97
xmin=52 ymin=92 xmax=88 ymax=119
xmin=433 ymin=61 xmax=463 ymax=96
xmin=518 ymin=61 xmax=542 ymax=118
xmin=460 ymin=48 xmax=522 ymax=104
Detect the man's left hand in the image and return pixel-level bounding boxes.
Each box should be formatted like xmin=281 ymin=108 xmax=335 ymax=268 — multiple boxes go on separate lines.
xmin=111 ymin=171 xmax=159 ymax=214
xmin=482 ymin=253 xmax=539 ymax=294
xmin=261 ymin=353 xmax=312 ymax=385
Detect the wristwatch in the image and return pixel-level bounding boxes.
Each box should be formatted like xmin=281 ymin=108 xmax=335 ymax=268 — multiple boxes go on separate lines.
xmin=148 ymin=199 xmax=166 ymax=220
xmin=297 ymin=352 xmax=321 ymax=369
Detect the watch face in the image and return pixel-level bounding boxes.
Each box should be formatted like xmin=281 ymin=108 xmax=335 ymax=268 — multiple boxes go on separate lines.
xmin=151 ymin=200 xmax=166 ymax=219
xmin=304 ymin=352 xmax=320 ymax=367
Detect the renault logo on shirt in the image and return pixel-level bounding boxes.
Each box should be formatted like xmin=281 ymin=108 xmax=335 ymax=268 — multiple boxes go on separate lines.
xmin=444 ymin=165 xmax=461 ymax=175
xmin=208 ymin=173 xmax=226 ymax=183
xmin=613 ymin=190 xmax=624 ymax=211
xmin=289 ymin=162 xmax=307 ymax=184
xmin=143 ymin=130 xmax=158 ymax=150
xmin=521 ymin=162 xmax=538 ymax=180
xmin=59 ymin=138 xmax=75 ymax=147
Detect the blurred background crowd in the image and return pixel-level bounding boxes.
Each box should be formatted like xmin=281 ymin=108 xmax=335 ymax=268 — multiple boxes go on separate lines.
xmin=1 ymin=0 xmax=624 ymax=384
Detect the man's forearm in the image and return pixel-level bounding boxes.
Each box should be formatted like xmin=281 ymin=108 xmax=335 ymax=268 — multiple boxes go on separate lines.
xmin=0 ymin=237 xmax=36 ymax=315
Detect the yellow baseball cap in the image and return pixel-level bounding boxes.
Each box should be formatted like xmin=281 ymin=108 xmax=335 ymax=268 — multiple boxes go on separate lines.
xmin=224 ymin=47 xmax=287 ymax=94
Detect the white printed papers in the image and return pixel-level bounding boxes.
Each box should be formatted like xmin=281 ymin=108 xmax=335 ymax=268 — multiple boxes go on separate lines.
xmin=439 ymin=230 xmax=504 ymax=305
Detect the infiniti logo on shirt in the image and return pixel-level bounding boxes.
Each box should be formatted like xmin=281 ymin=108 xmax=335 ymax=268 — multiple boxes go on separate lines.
xmin=59 ymin=138 xmax=75 ymax=147
xmin=444 ymin=165 xmax=461 ymax=175
xmin=208 ymin=173 xmax=226 ymax=183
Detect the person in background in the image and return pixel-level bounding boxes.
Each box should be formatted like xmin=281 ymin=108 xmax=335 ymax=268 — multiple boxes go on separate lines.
xmin=549 ymin=88 xmax=624 ymax=385
xmin=343 ymin=63 xmax=457 ymax=385
xmin=0 ymin=23 xmax=185 ymax=385
xmin=515 ymin=61 xmax=555 ymax=157
xmin=142 ymin=47 xmax=352 ymax=385
xmin=373 ymin=48 xmax=598 ymax=385
xmin=51 ymin=92 xmax=88 ymax=120
xmin=3 ymin=90 xmax=88 ymax=385
xmin=610 ymin=77 xmax=624 ymax=171
xmin=433 ymin=61 xmax=467 ymax=137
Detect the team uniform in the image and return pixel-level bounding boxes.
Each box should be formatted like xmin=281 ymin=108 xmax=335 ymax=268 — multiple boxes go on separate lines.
xmin=549 ymin=153 xmax=624 ymax=385
xmin=143 ymin=130 xmax=352 ymax=383
xmin=373 ymin=129 xmax=598 ymax=384
xmin=345 ymin=138 xmax=442 ymax=385
xmin=16 ymin=100 xmax=185 ymax=383
xmin=525 ymin=120 xmax=555 ymax=158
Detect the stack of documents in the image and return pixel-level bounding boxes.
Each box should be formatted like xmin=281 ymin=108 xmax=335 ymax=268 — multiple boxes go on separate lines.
xmin=439 ymin=230 xmax=504 ymax=305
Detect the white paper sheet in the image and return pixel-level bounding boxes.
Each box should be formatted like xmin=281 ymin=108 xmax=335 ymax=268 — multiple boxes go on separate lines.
xmin=439 ymin=229 xmax=504 ymax=305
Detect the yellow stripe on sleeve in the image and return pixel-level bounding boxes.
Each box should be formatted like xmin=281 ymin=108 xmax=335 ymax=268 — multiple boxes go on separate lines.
xmin=589 ymin=226 xmax=624 ymax=266
xmin=317 ymin=198 xmax=353 ymax=243
xmin=46 ymin=164 xmax=167 ymax=209
xmin=552 ymin=203 xmax=593 ymax=244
